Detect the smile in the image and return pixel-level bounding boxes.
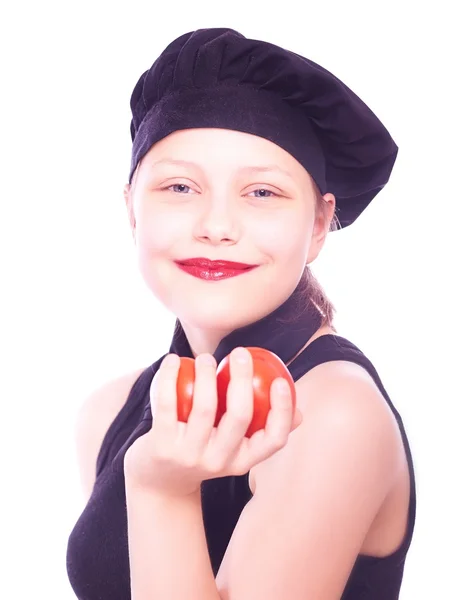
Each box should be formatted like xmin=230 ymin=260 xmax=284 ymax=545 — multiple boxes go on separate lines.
xmin=174 ymin=258 xmax=259 ymax=281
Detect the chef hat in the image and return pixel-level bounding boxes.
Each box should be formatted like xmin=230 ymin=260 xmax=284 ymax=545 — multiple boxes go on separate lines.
xmin=129 ymin=28 xmax=398 ymax=229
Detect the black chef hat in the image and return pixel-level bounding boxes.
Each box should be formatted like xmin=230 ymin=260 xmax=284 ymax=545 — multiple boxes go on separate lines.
xmin=129 ymin=28 xmax=398 ymax=229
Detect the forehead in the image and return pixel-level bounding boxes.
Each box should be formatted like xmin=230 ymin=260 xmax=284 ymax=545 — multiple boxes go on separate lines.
xmin=143 ymin=128 xmax=311 ymax=181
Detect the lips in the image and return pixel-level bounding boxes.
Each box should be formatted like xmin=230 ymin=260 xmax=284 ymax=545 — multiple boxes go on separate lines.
xmin=175 ymin=257 xmax=259 ymax=281
xmin=176 ymin=258 xmax=257 ymax=269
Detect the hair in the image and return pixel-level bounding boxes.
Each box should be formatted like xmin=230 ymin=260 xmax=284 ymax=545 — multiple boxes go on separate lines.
xmin=299 ymin=181 xmax=341 ymax=332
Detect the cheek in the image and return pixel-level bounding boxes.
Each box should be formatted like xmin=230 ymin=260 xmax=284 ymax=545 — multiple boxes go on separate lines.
xmin=135 ymin=207 xmax=189 ymax=255
xmin=134 ymin=208 xmax=190 ymax=296
xmin=136 ymin=210 xmax=189 ymax=306
xmin=251 ymin=209 xmax=311 ymax=263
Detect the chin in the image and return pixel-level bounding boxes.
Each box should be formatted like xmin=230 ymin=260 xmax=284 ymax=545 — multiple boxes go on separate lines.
xmin=144 ymin=262 xmax=298 ymax=332
xmin=168 ymin=282 xmax=282 ymax=333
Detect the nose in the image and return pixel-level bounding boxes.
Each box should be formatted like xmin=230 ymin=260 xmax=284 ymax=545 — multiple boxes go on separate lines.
xmin=193 ymin=200 xmax=241 ymax=246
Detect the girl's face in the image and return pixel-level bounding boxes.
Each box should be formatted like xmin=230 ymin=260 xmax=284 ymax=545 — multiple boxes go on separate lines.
xmin=124 ymin=128 xmax=335 ymax=352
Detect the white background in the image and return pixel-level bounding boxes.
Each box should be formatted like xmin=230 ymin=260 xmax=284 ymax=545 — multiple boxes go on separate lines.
xmin=1 ymin=1 xmax=457 ymax=598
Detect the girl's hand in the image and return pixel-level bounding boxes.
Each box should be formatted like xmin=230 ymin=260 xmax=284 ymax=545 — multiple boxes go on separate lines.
xmin=123 ymin=347 xmax=302 ymax=497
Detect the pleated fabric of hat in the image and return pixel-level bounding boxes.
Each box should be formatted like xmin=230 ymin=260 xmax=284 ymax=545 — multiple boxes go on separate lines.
xmin=128 ymin=28 xmax=398 ymax=229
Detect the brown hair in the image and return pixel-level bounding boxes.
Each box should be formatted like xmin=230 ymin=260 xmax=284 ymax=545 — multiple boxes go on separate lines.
xmin=299 ymin=181 xmax=341 ymax=332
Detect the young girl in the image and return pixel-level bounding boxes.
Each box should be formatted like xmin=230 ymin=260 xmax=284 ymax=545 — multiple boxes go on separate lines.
xmin=67 ymin=28 xmax=416 ymax=599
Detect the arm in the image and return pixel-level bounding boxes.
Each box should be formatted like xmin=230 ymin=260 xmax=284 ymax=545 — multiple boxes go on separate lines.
xmin=216 ymin=360 xmax=405 ymax=599
xmin=125 ymin=360 xmax=405 ymax=600
xmin=126 ymin=486 xmax=220 ymax=600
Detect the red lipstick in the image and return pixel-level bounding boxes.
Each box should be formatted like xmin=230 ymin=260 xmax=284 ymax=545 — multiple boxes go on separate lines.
xmin=175 ymin=257 xmax=259 ymax=281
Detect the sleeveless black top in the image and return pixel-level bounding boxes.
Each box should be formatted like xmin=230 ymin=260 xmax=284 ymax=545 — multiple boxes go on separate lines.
xmin=67 ymin=290 xmax=416 ymax=599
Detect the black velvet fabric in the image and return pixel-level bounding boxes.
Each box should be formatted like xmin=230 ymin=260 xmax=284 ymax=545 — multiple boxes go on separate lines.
xmin=66 ymin=285 xmax=416 ymax=599
xmin=129 ymin=28 xmax=399 ymax=228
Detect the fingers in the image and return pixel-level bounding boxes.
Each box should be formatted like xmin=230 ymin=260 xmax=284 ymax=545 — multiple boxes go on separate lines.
xmin=266 ymin=378 xmax=296 ymax=439
xmin=184 ymin=353 xmax=218 ymax=455
xmin=210 ymin=348 xmax=254 ymax=465
xmin=151 ymin=349 xmax=299 ymax=479
xmin=234 ymin=377 xmax=295 ymax=473
xmin=151 ymin=353 xmax=181 ymax=439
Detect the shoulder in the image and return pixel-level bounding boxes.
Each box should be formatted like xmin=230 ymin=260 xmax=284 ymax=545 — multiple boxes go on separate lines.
xmin=293 ymin=327 xmax=385 ymax=412
xmin=75 ymin=366 xmax=147 ymax=501
xmin=288 ymin=326 xmax=393 ymax=428
xmin=253 ymin=355 xmax=405 ymax=493
xmin=297 ymin=354 xmax=380 ymax=399
xmin=297 ymin=358 xmax=400 ymax=442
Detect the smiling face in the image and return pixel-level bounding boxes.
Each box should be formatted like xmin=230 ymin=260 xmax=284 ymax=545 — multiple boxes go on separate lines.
xmin=124 ymin=128 xmax=335 ymax=354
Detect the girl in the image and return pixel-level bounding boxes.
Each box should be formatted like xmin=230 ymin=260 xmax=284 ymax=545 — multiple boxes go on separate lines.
xmin=67 ymin=28 xmax=416 ymax=599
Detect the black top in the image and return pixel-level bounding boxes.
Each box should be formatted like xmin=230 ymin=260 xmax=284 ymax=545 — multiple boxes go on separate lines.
xmin=67 ymin=292 xmax=416 ymax=599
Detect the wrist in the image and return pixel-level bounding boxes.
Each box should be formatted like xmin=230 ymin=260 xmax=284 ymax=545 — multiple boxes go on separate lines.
xmin=125 ymin=478 xmax=202 ymax=504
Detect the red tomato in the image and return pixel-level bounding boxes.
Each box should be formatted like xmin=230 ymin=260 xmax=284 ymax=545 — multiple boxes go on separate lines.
xmin=175 ymin=349 xmax=296 ymax=438
xmin=176 ymin=357 xmax=196 ymax=423
xmin=215 ymin=347 xmax=296 ymax=438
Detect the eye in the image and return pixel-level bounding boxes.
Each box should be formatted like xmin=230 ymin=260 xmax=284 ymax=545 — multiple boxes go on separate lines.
xmin=247 ymin=188 xmax=279 ymax=198
xmin=166 ymin=183 xmax=195 ymax=194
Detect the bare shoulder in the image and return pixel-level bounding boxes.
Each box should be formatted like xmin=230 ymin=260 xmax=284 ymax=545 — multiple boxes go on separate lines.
xmin=290 ymin=326 xmax=393 ymax=421
xmin=250 ymin=354 xmax=404 ymax=493
xmin=295 ymin=358 xmax=400 ymax=436
xmin=75 ymin=366 xmax=147 ymax=501
xmin=297 ymin=356 xmax=380 ymax=393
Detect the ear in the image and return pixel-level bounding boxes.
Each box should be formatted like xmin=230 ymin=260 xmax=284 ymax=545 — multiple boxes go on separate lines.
xmin=306 ymin=193 xmax=336 ymax=265
xmin=124 ymin=183 xmax=136 ymax=243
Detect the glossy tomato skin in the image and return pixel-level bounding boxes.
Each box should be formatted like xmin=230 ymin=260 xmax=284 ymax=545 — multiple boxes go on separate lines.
xmin=176 ymin=357 xmax=196 ymax=423
xmin=216 ymin=347 xmax=296 ymax=438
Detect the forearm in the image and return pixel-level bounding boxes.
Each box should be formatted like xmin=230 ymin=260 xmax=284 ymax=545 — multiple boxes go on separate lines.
xmin=125 ymin=482 xmax=221 ymax=600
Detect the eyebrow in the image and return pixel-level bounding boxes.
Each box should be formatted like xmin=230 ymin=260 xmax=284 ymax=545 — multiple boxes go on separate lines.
xmin=149 ymin=159 xmax=295 ymax=180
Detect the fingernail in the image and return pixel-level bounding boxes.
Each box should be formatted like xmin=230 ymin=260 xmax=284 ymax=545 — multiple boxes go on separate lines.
xmin=165 ymin=353 xmax=180 ymax=367
xmin=233 ymin=347 xmax=249 ymax=363
xmin=277 ymin=379 xmax=290 ymax=394
xmin=199 ymin=353 xmax=215 ymax=366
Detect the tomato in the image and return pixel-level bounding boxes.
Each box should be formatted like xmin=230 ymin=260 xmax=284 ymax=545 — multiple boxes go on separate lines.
xmin=176 ymin=357 xmax=196 ymax=423
xmin=176 ymin=349 xmax=296 ymax=438
xmin=215 ymin=347 xmax=296 ymax=438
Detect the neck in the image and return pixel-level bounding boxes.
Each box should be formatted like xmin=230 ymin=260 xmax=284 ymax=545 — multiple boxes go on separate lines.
xmin=169 ymin=283 xmax=325 ymax=366
xmin=176 ymin=321 xmax=232 ymax=357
